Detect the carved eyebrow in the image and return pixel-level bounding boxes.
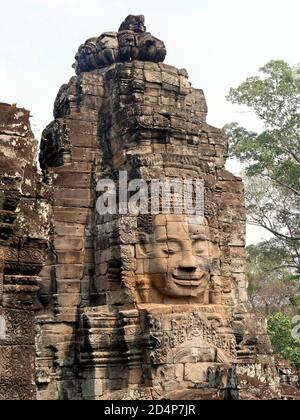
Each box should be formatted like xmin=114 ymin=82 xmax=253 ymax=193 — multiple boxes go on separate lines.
xmin=156 ymin=237 xmax=181 ymax=243
xmin=156 ymin=235 xmax=207 ymax=242
xmin=155 ymin=237 xmax=168 ymax=243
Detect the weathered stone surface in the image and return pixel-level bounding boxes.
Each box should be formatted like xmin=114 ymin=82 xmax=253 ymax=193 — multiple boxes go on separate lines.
xmin=73 ymin=15 xmax=167 ymax=76
xmin=35 ymin=15 xmax=295 ymax=401
xmin=1 ymin=16 xmax=299 ymax=401
xmin=0 ymin=104 xmax=48 ymax=400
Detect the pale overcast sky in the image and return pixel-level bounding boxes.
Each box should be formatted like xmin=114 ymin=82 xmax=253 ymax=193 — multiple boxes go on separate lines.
xmin=1 ymin=0 xmax=299 ymax=244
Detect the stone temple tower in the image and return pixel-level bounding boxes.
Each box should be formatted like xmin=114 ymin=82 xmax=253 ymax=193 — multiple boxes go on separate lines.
xmin=36 ymin=15 xmax=281 ymax=400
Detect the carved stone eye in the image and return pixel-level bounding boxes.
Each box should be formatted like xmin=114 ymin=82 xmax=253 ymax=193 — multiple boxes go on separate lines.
xmin=192 ymin=240 xmax=206 ymax=255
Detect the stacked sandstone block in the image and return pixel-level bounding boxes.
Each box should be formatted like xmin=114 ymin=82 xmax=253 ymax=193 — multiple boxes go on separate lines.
xmin=36 ymin=71 xmax=104 ymax=398
xmin=35 ymin=16 xmax=279 ymax=400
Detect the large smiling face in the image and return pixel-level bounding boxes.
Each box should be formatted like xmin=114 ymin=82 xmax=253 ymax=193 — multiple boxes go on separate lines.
xmin=138 ymin=215 xmax=212 ymax=300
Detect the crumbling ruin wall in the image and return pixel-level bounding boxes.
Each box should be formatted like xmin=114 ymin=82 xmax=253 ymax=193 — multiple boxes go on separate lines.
xmin=0 ymin=103 xmax=49 ymax=400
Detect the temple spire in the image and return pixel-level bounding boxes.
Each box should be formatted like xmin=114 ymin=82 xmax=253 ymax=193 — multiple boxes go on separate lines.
xmin=73 ymin=15 xmax=167 ymax=75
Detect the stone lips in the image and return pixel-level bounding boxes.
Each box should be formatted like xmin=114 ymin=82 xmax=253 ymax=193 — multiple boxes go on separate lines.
xmin=73 ymin=14 xmax=167 ymax=75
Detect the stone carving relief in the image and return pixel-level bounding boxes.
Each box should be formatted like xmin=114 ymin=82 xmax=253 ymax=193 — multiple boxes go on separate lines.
xmin=136 ymin=215 xmax=216 ymax=302
xmin=0 ymin=103 xmax=49 ymax=400
xmin=144 ymin=310 xmax=236 ymax=367
xmin=32 ymin=15 xmax=290 ymax=400
xmin=73 ymin=15 xmax=167 ymax=75
xmin=93 ymin=194 xmax=227 ymax=307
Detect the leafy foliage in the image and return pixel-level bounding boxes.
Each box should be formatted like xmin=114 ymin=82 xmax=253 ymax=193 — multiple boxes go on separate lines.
xmin=226 ymin=59 xmax=300 ymax=366
xmin=247 ymin=240 xmax=300 ymax=316
xmin=225 ymin=60 xmax=300 ymax=272
xmin=267 ymin=313 xmax=300 ymax=365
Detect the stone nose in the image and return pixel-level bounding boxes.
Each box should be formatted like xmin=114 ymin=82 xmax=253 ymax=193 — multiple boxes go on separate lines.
xmin=178 ymin=251 xmax=198 ymax=272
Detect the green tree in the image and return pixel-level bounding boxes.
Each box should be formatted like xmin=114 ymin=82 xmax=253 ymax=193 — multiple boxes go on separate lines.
xmin=247 ymin=240 xmax=300 ymax=316
xmin=267 ymin=313 xmax=300 ymax=365
xmin=225 ymin=60 xmax=300 ymax=273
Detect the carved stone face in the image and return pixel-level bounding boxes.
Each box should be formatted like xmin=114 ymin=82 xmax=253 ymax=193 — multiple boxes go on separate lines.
xmin=119 ymin=15 xmax=146 ymax=33
xmin=97 ymin=33 xmax=119 ymax=50
xmin=84 ymin=38 xmax=97 ymax=55
xmin=139 ymin=215 xmax=212 ymax=299
xmin=118 ymin=31 xmax=136 ymax=48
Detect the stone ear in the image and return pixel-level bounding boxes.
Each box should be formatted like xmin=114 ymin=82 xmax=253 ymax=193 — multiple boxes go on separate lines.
xmin=136 ymin=243 xmax=149 ymax=259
